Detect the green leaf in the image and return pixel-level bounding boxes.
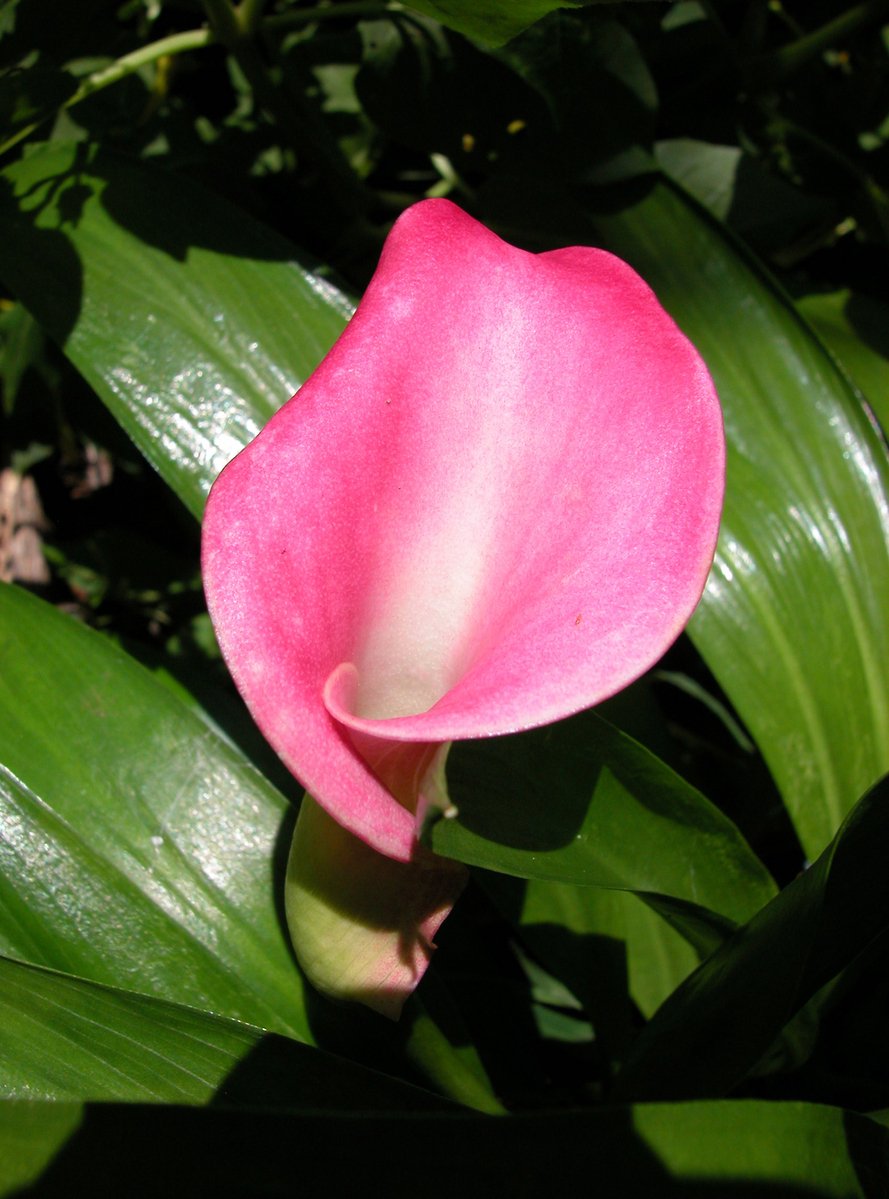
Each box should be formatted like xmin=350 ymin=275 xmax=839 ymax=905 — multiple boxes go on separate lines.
xmin=0 ymin=1101 xmax=81 ymax=1198
xmin=589 ymin=182 xmax=889 ymax=859
xmin=2 ymin=1099 xmax=885 ymax=1197
xmin=400 ymin=0 xmax=586 ymax=46
xmin=0 ymin=955 xmax=451 ymax=1110
xmin=430 ymin=709 xmax=775 ymax=928
xmin=0 ymin=61 xmax=78 ymax=138
xmin=796 ymin=288 xmax=889 ymax=435
xmin=0 ymin=302 xmax=43 ymax=415
xmin=0 ymin=581 xmax=309 ymax=1040
xmin=614 ymin=774 xmax=889 ymax=1101
xmin=0 ymin=142 xmax=352 ymax=519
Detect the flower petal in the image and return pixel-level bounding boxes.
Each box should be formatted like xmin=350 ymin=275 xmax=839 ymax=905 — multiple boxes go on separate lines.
xmin=202 ymin=199 xmax=724 ymax=861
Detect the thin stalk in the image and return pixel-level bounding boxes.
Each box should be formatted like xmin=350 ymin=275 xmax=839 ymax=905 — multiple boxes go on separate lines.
xmin=775 ymin=114 xmax=889 ymax=244
xmin=0 ymin=27 xmax=213 ymax=160
xmin=0 ymin=2 xmax=403 ymax=162
xmin=236 ymin=0 xmax=267 ymax=36
xmin=747 ymin=0 xmax=889 ymax=87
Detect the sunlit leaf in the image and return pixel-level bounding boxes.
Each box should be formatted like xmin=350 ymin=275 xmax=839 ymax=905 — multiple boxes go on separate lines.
xmin=431 ymin=709 xmax=775 ymax=928
xmin=590 ymin=183 xmax=889 ymax=859
xmin=796 ymin=288 xmax=889 ymax=434
xmin=0 ymin=142 xmax=352 ymax=518
xmin=0 ymin=581 xmax=309 ymax=1040
xmin=0 ymin=955 xmax=452 ymax=1110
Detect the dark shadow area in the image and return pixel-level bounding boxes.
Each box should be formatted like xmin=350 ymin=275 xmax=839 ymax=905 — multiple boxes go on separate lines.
xmin=18 ymin=1101 xmax=872 ymax=1198
xmin=270 ymin=799 xmax=300 ymax=970
xmin=297 ymin=874 xmax=543 ymax=1108
xmin=0 ymin=166 xmax=85 ymax=352
xmin=845 ymin=292 xmax=889 ymax=365
xmin=519 ymin=919 xmax=639 ymax=1081
xmin=95 ymin=144 xmax=321 ymax=264
xmin=474 ymin=870 xmax=637 ymax=1085
xmin=640 ymin=634 xmax=803 ymax=889
xmin=427 ymin=876 xmax=559 ymax=1107
xmin=0 ymin=139 xmax=337 ymax=358
xmin=444 ymin=711 xmax=608 ymax=853
xmin=846 ymin=1109 xmax=889 ymax=1199
xmin=753 ymin=927 xmax=889 ymax=1115
xmin=211 ymin=1031 xmax=454 ymax=1114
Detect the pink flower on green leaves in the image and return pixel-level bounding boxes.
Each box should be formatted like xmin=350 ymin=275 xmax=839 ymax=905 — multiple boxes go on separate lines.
xmin=202 ymin=199 xmax=724 ymax=1018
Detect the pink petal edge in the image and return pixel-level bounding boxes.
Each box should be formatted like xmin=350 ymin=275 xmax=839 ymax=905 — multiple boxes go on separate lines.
xmin=203 ymin=198 xmax=724 ymax=868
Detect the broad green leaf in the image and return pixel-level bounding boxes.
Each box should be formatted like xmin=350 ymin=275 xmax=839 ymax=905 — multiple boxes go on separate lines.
xmin=0 ymin=142 xmax=352 ymax=518
xmin=0 ymin=583 xmax=500 ymax=1111
xmin=0 ymin=581 xmax=309 ymax=1040
xmin=2 ymin=1099 xmax=885 ymax=1197
xmin=589 ymin=183 xmax=889 ymax=859
xmin=0 ymin=955 xmax=452 ymax=1110
xmin=0 ymin=1102 xmax=81 ymax=1198
xmin=430 ymin=709 xmax=775 ymax=927
xmin=797 ymin=288 xmax=889 ymax=434
xmin=522 ymin=883 xmax=700 ymax=1019
xmin=614 ymin=774 xmax=889 ymax=1101
xmin=400 ymin=0 xmax=586 ymax=46
xmin=401 ymin=0 xmax=662 ymax=45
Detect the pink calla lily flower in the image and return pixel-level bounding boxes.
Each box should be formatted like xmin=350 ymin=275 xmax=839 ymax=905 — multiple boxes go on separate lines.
xmin=202 ymin=199 xmax=724 ymax=1018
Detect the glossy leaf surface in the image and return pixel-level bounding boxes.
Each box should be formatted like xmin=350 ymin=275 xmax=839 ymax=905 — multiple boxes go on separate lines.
xmin=431 ymin=710 xmax=775 ymax=926
xmin=0 ymin=956 xmax=448 ymax=1110
xmin=0 ymin=143 xmax=352 ymax=518
xmin=0 ymin=582 xmax=309 ymax=1040
xmin=590 ymin=184 xmax=889 ymax=858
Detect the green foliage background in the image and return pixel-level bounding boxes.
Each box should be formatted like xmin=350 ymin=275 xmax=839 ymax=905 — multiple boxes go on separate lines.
xmin=2 ymin=0 xmax=889 ymax=1193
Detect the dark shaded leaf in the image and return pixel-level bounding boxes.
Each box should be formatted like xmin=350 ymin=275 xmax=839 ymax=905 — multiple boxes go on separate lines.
xmin=614 ymin=775 xmax=889 ymax=1101
xmin=0 ymin=955 xmax=453 ymax=1110
xmin=431 ymin=709 xmax=775 ymax=928
xmin=2 ymin=1098 xmax=885 ymax=1198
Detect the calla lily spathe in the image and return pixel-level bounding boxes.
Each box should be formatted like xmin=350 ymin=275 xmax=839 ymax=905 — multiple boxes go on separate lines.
xmin=202 ymin=199 xmax=724 ymax=1016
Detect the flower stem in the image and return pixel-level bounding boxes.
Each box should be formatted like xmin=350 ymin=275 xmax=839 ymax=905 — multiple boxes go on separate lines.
xmin=0 ymin=1 xmax=403 ymax=163
xmin=0 ymin=27 xmax=214 ymax=160
xmin=747 ymin=0 xmax=889 ymax=86
xmin=236 ymin=0 xmax=266 ymax=36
